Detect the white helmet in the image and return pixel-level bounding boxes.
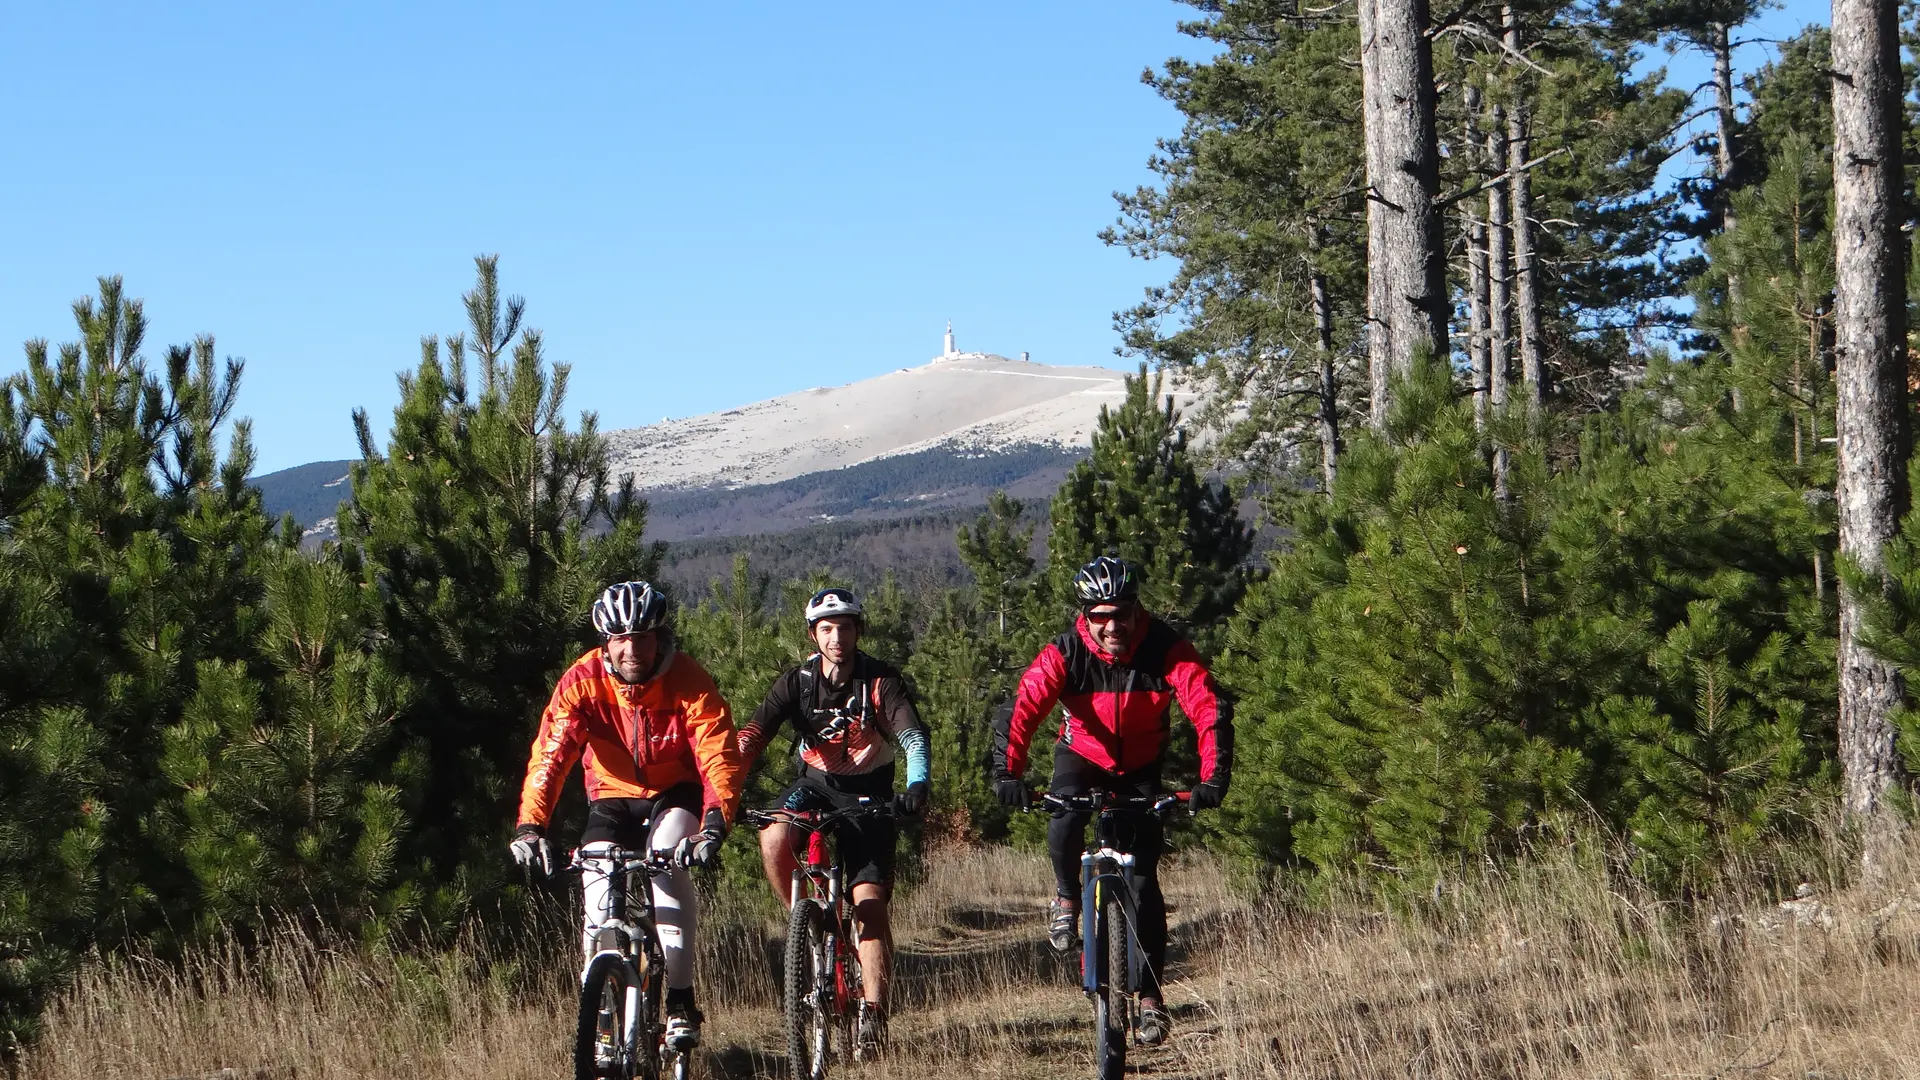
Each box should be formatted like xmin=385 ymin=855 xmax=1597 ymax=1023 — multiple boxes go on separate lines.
xmin=804 ymin=587 xmax=864 ymax=629
xmin=591 ymin=581 xmax=670 ymax=639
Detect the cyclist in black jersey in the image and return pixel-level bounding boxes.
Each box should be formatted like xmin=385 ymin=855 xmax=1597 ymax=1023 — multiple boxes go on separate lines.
xmin=738 ymin=587 xmax=932 ymax=1058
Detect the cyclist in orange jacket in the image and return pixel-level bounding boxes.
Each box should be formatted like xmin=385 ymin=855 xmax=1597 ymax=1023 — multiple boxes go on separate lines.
xmin=512 ymin=580 xmax=746 ymax=1052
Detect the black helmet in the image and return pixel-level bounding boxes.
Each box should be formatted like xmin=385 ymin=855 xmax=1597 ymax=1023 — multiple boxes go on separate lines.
xmin=591 ymin=581 xmax=671 ymax=638
xmin=1072 ymin=556 xmax=1140 ymax=607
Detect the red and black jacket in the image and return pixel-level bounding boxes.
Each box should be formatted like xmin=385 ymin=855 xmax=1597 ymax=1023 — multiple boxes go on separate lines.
xmin=992 ymin=614 xmax=1232 ymax=784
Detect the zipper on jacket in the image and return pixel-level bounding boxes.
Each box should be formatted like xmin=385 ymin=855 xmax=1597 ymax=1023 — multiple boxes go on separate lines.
xmin=634 ymin=699 xmax=646 ymax=780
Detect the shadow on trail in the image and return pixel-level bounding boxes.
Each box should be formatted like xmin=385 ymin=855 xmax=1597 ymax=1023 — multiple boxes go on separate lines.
xmin=703 ymin=1043 xmax=783 ymax=1080
xmin=891 ymin=906 xmax=1240 ymax=1007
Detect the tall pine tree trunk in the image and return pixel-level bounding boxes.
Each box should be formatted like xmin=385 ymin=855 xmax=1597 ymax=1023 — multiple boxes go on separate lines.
xmin=1832 ymin=0 xmax=1912 ymax=831
xmin=1505 ymin=7 xmax=1543 ymax=411
xmin=1360 ymin=0 xmax=1447 ymax=428
xmin=1313 ymin=267 xmax=1341 ymax=496
xmin=1713 ymin=20 xmax=1750 ymax=410
xmin=1466 ymin=87 xmax=1490 ymax=431
xmin=1712 ymin=21 xmax=1742 ymax=236
xmin=1489 ymin=103 xmax=1513 ymax=500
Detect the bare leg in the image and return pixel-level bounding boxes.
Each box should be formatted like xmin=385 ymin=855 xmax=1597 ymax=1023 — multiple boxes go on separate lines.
xmin=850 ymin=881 xmax=891 ymax=1007
xmin=760 ymin=822 xmax=803 ymax=906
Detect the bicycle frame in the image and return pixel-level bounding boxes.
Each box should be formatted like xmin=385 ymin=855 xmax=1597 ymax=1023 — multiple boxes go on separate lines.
xmin=579 ymin=849 xmax=670 ymax=968
xmin=1037 ymin=792 xmax=1186 ymax=998
xmin=574 ymin=847 xmax=675 ymax=1058
xmin=750 ymin=800 xmax=889 ymax=1016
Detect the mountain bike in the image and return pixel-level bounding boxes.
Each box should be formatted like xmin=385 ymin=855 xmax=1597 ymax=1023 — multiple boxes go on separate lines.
xmin=1035 ymin=790 xmax=1189 ymax=1080
xmin=570 ymin=846 xmax=695 ymax=1080
xmin=745 ymin=797 xmax=894 ymax=1080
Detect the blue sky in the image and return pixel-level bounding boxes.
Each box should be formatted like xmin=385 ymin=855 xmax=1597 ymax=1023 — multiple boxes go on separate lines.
xmin=1 ymin=2 xmax=1829 ymax=473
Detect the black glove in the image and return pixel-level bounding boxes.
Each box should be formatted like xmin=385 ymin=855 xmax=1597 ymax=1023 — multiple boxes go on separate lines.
xmin=509 ymin=823 xmax=553 ymax=876
xmin=672 ymin=808 xmax=725 ymax=870
xmin=677 ymin=830 xmax=723 ymax=870
xmin=1190 ymin=780 xmax=1228 ymax=812
xmin=995 ymin=776 xmax=1031 ymax=809
xmin=894 ymin=780 xmax=929 ymax=817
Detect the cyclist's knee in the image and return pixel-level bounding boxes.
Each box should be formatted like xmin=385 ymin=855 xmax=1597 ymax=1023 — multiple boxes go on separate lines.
xmin=852 ymin=896 xmax=890 ymax=940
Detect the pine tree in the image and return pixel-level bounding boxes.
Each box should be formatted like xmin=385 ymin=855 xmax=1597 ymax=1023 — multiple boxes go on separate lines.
xmin=676 ymin=552 xmax=794 ymax=717
xmin=906 ymin=591 xmax=1008 ymax=838
xmin=1106 ymin=1 xmax=1366 ymax=488
xmin=1598 ymin=600 xmax=1831 ymax=891
xmin=1220 ymin=363 xmax=1578 ymax=871
xmin=162 ymin=551 xmax=419 ymax=938
xmin=905 ymin=494 xmax=1050 ymax=839
xmin=1047 ymin=365 xmax=1251 ymax=640
xmin=0 ymin=525 xmax=102 ymax=1052
xmin=338 ymin=256 xmax=662 ymax=910
xmin=7 ymin=281 xmax=274 ymax=940
xmin=1219 ymin=344 xmax=1838 ymax=879
xmin=955 ymin=491 xmax=1049 ymax=657
xmin=1 ymin=279 xmax=272 ymax=1043
xmin=1428 ymin=0 xmax=1691 ymax=414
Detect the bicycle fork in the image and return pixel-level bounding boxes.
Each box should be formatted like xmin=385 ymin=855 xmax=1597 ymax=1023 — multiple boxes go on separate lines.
xmin=1079 ymin=850 xmax=1141 ymax=996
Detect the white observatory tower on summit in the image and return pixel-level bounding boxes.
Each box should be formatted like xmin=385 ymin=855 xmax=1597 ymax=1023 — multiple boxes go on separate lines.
xmin=943 ymin=320 xmax=957 ymax=358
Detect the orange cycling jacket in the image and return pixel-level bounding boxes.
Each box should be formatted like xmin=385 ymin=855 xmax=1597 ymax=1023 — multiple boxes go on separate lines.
xmin=517 ymin=645 xmax=745 ymax=829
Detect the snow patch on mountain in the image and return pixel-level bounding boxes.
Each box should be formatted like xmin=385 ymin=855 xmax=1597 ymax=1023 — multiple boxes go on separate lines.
xmin=603 ymin=353 xmax=1190 ymax=491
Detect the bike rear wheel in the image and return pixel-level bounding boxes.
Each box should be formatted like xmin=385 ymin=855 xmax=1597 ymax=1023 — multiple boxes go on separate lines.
xmin=1092 ymin=894 xmax=1128 ymax=1080
xmin=785 ymin=899 xmax=833 ymax=1080
xmin=577 ymin=951 xmax=660 ymax=1080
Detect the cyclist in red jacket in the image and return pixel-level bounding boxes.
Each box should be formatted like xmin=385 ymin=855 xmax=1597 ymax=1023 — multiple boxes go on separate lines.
xmin=991 ymin=556 xmax=1232 ymax=1047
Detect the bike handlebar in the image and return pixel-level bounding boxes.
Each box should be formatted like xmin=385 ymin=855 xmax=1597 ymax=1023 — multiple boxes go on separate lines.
xmin=1032 ymin=790 xmax=1192 ymax=817
xmin=744 ymin=796 xmax=895 ymax=832
xmin=567 ymin=846 xmax=680 ymax=874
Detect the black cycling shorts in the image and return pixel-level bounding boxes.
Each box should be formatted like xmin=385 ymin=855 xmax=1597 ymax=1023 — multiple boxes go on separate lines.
xmin=777 ymin=764 xmax=897 ymax=889
xmin=581 ymin=783 xmax=702 ymax=848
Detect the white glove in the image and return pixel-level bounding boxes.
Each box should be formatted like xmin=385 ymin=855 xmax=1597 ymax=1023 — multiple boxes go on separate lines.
xmin=510 ymin=828 xmax=553 ymax=876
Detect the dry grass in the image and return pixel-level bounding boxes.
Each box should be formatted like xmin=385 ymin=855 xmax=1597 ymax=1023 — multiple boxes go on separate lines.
xmin=19 ymin=829 xmax=1920 ymax=1080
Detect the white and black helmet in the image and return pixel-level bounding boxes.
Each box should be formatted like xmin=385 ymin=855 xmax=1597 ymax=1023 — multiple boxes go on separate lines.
xmin=1072 ymin=555 xmax=1141 ymax=607
xmin=591 ymin=580 xmax=671 ymax=639
xmin=804 ymin=587 xmax=865 ymax=629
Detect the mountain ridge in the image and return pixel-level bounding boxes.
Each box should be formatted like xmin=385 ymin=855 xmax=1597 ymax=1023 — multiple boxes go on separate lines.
xmin=252 ymin=349 xmax=1180 ymax=540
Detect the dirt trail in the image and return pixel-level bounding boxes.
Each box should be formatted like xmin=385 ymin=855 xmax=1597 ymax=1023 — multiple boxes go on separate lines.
xmin=697 ymin=846 xmax=1241 ymax=1080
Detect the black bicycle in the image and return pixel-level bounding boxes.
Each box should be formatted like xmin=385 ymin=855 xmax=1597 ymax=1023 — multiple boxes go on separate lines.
xmin=1035 ymin=790 xmax=1189 ymax=1080
xmin=570 ymin=846 xmax=694 ymax=1080
xmin=745 ymin=797 xmax=894 ymax=1080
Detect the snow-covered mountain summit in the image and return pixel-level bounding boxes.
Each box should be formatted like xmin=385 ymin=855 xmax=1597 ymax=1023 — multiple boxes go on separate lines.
xmin=605 ymin=340 xmax=1186 ymax=492
xmin=255 ymin=330 xmax=1196 ymax=543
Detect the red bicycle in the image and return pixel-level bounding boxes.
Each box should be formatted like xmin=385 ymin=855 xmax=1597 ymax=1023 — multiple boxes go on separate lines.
xmin=745 ymin=797 xmax=892 ymax=1080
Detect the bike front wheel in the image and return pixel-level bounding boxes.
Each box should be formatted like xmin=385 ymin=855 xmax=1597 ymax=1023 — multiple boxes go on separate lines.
xmin=785 ymin=898 xmax=833 ymax=1080
xmin=577 ymin=951 xmax=660 ymax=1080
xmin=1092 ymin=894 xmax=1129 ymax=1080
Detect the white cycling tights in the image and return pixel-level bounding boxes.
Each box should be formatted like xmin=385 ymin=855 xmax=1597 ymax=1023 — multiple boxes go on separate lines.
xmin=579 ymin=806 xmax=698 ymax=990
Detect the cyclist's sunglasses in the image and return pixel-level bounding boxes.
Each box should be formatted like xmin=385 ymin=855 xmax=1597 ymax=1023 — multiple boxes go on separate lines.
xmin=1082 ymin=602 xmax=1138 ymax=625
